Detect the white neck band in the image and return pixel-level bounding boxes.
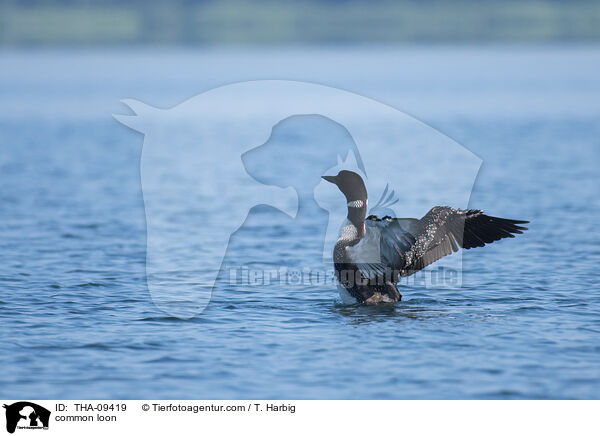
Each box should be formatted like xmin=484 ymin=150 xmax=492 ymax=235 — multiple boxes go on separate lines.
xmin=347 ymin=200 xmax=366 ymax=208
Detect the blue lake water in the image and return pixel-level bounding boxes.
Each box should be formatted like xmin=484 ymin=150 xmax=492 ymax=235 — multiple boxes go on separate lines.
xmin=1 ymin=46 xmax=599 ymax=399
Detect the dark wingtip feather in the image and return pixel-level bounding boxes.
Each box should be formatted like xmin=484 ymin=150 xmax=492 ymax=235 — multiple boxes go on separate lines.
xmin=488 ymin=216 xmax=529 ymax=231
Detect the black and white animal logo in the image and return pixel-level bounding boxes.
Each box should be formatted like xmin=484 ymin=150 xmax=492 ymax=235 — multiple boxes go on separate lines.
xmin=3 ymin=402 xmax=50 ymax=434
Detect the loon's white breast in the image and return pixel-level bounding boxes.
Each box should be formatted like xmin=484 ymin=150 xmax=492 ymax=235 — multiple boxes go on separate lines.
xmin=345 ymin=225 xmax=382 ymax=268
xmin=337 ymin=219 xmax=383 ymax=272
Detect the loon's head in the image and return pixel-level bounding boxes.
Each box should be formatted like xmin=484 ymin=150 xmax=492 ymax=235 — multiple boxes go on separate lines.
xmin=322 ymin=170 xmax=367 ymax=204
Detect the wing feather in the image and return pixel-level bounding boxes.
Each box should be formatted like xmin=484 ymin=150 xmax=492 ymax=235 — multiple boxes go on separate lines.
xmin=400 ymin=207 xmax=528 ymax=276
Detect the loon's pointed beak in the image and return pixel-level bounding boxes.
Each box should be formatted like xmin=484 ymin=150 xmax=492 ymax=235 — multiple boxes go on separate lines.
xmin=321 ymin=175 xmax=338 ymax=184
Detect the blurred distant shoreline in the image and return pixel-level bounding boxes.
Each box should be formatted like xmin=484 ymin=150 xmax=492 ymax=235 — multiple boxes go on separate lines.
xmin=1 ymin=0 xmax=599 ymax=46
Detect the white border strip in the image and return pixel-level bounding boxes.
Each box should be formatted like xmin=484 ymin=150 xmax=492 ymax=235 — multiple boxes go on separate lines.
xmin=1 ymin=400 xmax=598 ymax=436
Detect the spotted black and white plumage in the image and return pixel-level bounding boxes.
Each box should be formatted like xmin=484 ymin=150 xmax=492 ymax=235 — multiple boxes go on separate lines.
xmin=322 ymin=170 xmax=529 ymax=305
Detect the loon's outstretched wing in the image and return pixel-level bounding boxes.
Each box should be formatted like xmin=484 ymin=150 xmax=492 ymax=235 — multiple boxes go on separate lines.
xmin=400 ymin=206 xmax=528 ymax=276
xmin=357 ymin=207 xmax=528 ymax=279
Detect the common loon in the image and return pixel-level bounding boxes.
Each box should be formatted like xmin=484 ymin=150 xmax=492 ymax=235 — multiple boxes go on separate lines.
xmin=322 ymin=170 xmax=529 ymax=305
